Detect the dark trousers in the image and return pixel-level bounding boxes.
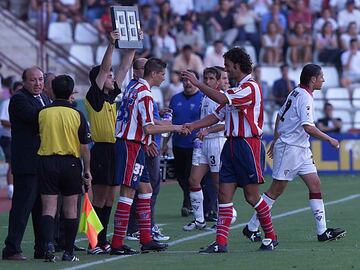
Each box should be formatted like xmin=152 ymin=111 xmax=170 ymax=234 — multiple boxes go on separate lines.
xmin=3 ymin=174 xmax=42 ymax=255
xmin=173 ymin=146 xmax=193 ymax=209
xmin=128 ymin=155 xmax=161 ymax=234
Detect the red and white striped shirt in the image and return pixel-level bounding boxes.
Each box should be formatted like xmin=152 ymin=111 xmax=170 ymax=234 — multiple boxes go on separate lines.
xmin=213 ymin=74 xmax=264 ymax=138
xmin=116 ymin=78 xmax=154 ymax=145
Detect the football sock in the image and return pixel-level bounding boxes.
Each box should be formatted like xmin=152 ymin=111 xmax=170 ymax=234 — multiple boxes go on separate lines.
xmin=64 ymin=218 xmax=78 ymax=253
xmin=216 ymin=203 xmax=233 ymax=246
xmin=248 ymin=192 xmax=275 ymax=231
xmin=309 ymin=193 xmax=327 ymax=235
xmin=255 ymin=197 xmax=276 ymax=240
xmin=41 ymin=215 xmax=55 ymax=247
xmin=136 ymin=193 xmax=153 ymax=245
xmin=99 ymin=206 xmax=112 ymax=245
xmin=112 ymin=197 xmax=133 ymax=248
xmin=190 ymin=188 xmax=204 ymax=222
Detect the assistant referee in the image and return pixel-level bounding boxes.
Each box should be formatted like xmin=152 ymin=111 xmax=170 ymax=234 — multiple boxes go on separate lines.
xmin=37 ymin=75 xmax=92 ymax=262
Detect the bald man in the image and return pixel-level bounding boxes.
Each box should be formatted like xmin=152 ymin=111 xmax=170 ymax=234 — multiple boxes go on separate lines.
xmin=2 ymin=66 xmax=51 ymax=260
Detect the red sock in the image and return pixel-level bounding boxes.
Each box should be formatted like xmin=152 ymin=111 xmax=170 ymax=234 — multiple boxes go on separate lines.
xmin=255 ymin=198 xmax=276 ymax=240
xmin=111 ymin=197 xmax=132 ymax=248
xmin=136 ymin=193 xmax=152 ymax=245
xmin=216 ymin=203 xmax=233 ymax=246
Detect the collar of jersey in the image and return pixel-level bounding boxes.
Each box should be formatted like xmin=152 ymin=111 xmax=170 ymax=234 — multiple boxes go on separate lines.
xmin=138 ymin=78 xmax=151 ymax=91
xmin=299 ymin=84 xmax=313 ymax=97
xmin=236 ymin=74 xmax=252 ymax=87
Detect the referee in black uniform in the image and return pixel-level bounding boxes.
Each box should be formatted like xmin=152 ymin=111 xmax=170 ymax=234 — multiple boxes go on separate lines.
xmin=37 ymin=75 xmax=92 ymax=262
xmin=85 ymin=30 xmax=135 ymax=254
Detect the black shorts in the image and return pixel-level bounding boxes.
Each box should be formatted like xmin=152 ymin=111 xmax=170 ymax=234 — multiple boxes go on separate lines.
xmin=38 ymin=155 xmax=83 ymax=196
xmin=0 ymin=136 xmax=11 ymax=163
xmin=91 ymin=142 xmax=117 ymax=186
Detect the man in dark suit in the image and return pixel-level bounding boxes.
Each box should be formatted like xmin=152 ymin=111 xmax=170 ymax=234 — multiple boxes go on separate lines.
xmin=2 ymin=66 xmax=51 ymax=260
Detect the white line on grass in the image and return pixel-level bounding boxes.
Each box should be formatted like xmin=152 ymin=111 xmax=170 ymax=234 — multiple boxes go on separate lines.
xmin=61 ymin=193 xmax=360 ymax=270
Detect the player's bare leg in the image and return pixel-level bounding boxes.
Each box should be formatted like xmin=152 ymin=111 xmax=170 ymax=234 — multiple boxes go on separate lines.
xmin=301 ymin=173 xmax=346 ymax=242
xmin=184 ymin=164 xmax=209 ymax=231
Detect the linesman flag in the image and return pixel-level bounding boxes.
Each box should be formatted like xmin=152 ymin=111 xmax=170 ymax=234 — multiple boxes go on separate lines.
xmin=78 ymin=192 xmax=104 ymax=249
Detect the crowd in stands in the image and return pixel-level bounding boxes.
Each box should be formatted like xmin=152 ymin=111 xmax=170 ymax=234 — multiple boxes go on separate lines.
xmin=2 ymin=0 xmax=360 ymax=132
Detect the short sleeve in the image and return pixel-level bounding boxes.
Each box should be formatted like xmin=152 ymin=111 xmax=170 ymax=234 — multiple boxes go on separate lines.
xmin=213 ymin=104 xmax=226 ymax=121
xmin=224 ymin=85 xmax=254 ymax=107
xmin=78 ymin=111 xmax=92 ymax=144
xmin=0 ymin=100 xmax=9 ymax=121
xmin=138 ymin=92 xmax=155 ymax=127
xmin=298 ymin=95 xmax=315 ymax=127
xmin=85 ymin=84 xmax=105 ymax=112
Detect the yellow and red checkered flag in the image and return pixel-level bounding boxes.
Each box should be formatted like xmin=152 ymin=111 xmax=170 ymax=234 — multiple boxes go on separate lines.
xmin=78 ymin=192 xmax=104 ymax=249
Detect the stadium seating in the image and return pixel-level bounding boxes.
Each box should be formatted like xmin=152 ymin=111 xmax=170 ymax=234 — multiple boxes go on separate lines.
xmin=354 ymin=111 xmax=360 ymax=129
xmin=313 ymin=90 xmax=325 ymax=110
xmin=332 ymin=109 xmax=352 ymax=132
xmin=69 ymin=44 xmax=94 ymax=66
xmin=325 ymin=88 xmax=352 ymax=110
xmin=352 ymin=88 xmax=360 ymax=108
xmin=48 ymin=22 xmax=73 ymax=44
xmin=95 ymin=45 xmax=121 ymax=66
xmin=322 ymin=66 xmax=339 ymax=88
xmin=74 ymin=22 xmax=100 ymax=44
xmin=261 ymin=66 xmax=281 ymax=89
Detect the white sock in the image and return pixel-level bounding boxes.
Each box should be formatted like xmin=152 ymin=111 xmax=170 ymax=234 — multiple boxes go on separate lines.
xmin=7 ymin=184 xmax=14 ymax=199
xmin=247 ymin=193 xmax=275 ymax=231
xmin=309 ymin=198 xmax=327 ymax=235
xmin=190 ymin=189 xmax=204 ymax=223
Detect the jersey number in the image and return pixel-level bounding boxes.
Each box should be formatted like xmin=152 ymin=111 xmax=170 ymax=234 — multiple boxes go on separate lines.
xmin=210 ymin=155 xmax=216 ymax=165
xmin=133 ymin=163 xmax=144 ymax=177
xmin=280 ymin=99 xmax=292 ymax=121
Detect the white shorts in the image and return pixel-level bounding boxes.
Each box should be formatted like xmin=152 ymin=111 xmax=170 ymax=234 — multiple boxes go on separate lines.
xmin=272 ymin=140 xmax=317 ymax=181
xmin=192 ymin=137 xmax=226 ymax=172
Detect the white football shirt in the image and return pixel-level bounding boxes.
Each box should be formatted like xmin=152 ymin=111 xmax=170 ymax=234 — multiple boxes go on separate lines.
xmin=200 ymin=94 xmax=225 ymax=139
xmin=277 ymin=85 xmax=315 ymax=148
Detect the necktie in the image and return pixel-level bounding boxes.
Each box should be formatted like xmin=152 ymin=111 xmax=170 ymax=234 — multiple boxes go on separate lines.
xmin=35 ymin=95 xmax=45 ymax=107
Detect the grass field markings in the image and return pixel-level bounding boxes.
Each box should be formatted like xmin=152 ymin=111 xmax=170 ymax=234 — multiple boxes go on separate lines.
xmin=60 ymin=193 xmax=360 ymax=270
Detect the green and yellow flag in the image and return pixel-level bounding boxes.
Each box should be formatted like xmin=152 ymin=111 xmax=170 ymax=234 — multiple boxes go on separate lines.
xmin=78 ymin=193 xmax=104 ymax=249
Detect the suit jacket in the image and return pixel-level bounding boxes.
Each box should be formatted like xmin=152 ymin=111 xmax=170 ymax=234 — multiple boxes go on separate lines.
xmin=9 ymin=88 xmax=51 ymax=174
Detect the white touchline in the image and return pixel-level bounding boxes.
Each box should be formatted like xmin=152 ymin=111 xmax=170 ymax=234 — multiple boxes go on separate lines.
xmin=61 ymin=194 xmax=360 ymax=270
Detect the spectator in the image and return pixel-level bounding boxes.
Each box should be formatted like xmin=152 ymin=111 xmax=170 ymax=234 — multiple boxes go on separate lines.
xmin=340 ymin=22 xmax=360 ymax=50
xmin=253 ymin=65 xmax=270 ymax=101
xmin=173 ymin=45 xmax=204 ymax=75
xmin=315 ymin=22 xmax=342 ymax=67
xmin=287 ymin=0 xmax=312 ymax=32
xmin=261 ymin=21 xmax=284 ymax=65
xmin=234 ymin=2 xmax=261 ymax=59
xmin=169 ymin=0 xmax=194 ymax=17
xmin=272 ymin=64 xmax=296 ymax=107
xmin=157 ymin=0 xmax=180 ymax=30
xmin=341 ymin=38 xmax=360 ymax=87
xmin=43 ymin=72 xmax=56 ymax=101
xmin=316 ymin=102 xmax=343 ymax=133
xmin=209 ymin=0 xmax=238 ymax=47
xmin=54 ymin=0 xmax=82 ymax=23
xmin=330 ymin=0 xmax=360 ymax=14
xmin=140 ymin=4 xmax=160 ymax=36
xmin=288 ymin=22 xmax=313 ymax=66
xmin=204 ymin=40 xmax=226 ymax=68
xmin=0 ymin=81 xmax=22 ymax=200
xmin=261 ymin=3 xmax=287 ymax=34
xmin=85 ymin=0 xmax=107 ymax=23
xmin=153 ymin=23 xmax=177 ymax=62
xmin=162 ymin=70 xmax=203 ymax=217
xmin=135 ymin=32 xmax=152 ymax=59
xmin=176 ymin=18 xmax=205 ymax=54
xmin=95 ymin=6 xmax=112 ymax=41
xmin=313 ymin=8 xmax=338 ymax=33
xmin=28 ymin=0 xmax=57 ymax=26
xmin=248 ymin=0 xmax=272 ymax=17
xmin=337 ymin=0 xmax=360 ymax=33
xmin=193 ymin=0 xmax=218 ymax=15
xmin=164 ymin=71 xmax=184 ymax=106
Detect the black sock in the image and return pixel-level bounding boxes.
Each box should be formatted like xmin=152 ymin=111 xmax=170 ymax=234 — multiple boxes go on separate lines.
xmin=98 ymin=206 xmax=112 ymax=244
xmin=41 ymin=215 xmax=55 ymax=249
xmin=64 ymin=218 xmax=78 ymax=254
